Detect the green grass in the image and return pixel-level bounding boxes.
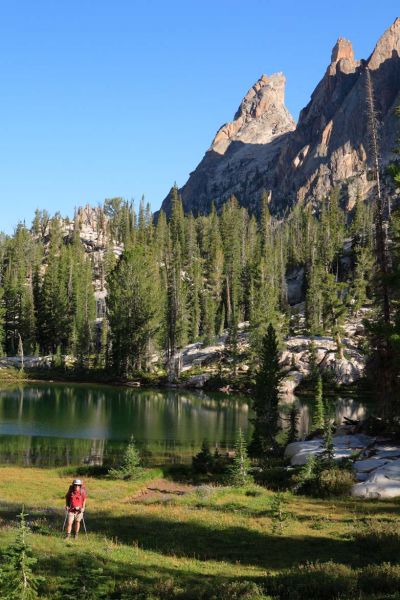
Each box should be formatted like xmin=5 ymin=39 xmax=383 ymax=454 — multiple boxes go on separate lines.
xmin=1 ymin=466 xmax=400 ymax=598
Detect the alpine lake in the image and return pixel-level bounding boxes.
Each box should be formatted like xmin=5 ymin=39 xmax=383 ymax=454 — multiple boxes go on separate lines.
xmin=0 ymin=382 xmax=369 ymax=467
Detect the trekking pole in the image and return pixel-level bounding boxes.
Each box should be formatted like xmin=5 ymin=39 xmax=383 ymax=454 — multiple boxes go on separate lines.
xmin=81 ymin=513 xmax=88 ymax=538
xmin=62 ymin=509 xmax=68 ymax=533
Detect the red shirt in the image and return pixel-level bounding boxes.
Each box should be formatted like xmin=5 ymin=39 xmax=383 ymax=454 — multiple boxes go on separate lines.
xmin=66 ymin=488 xmax=86 ymax=511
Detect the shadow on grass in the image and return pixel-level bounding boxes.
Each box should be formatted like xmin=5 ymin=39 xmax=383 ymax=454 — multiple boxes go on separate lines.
xmin=66 ymin=510 xmax=357 ymax=569
xmin=1 ymin=501 xmax=353 ymax=569
xmin=3 ymin=500 xmax=400 ymax=570
xmin=36 ymin=549 xmax=268 ymax=600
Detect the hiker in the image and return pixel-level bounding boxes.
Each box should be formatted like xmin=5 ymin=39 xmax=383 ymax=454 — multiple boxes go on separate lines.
xmin=65 ymin=479 xmax=86 ymax=539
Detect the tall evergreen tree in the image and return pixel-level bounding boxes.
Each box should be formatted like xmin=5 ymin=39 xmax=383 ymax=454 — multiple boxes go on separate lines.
xmin=312 ymin=375 xmax=325 ymax=432
xmin=0 ymin=286 xmax=5 ymax=355
xmin=39 ymin=221 xmax=70 ymax=353
xmin=107 ymin=244 xmax=161 ymax=376
xmin=249 ymin=323 xmax=284 ymax=457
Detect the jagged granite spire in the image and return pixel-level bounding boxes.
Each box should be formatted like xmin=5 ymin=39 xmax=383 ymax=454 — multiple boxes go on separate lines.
xmin=160 ymin=18 xmax=400 ymax=216
xmin=160 ymin=73 xmax=295 ymax=214
xmin=211 ymin=73 xmax=295 ymax=155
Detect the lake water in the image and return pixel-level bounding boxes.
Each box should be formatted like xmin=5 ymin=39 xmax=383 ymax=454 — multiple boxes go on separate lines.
xmin=0 ymin=382 xmax=369 ymax=466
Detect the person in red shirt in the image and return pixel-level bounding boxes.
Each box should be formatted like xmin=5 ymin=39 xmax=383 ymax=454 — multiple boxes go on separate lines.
xmin=65 ymin=479 xmax=86 ymax=539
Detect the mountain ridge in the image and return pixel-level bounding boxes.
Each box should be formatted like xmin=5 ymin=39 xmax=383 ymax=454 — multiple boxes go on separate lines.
xmin=161 ymin=18 xmax=400 ymax=216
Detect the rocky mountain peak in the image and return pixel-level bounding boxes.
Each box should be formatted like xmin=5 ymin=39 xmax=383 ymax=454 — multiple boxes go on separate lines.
xmin=160 ymin=18 xmax=400 ymax=217
xmin=234 ymin=72 xmax=288 ymax=120
xmin=329 ymin=38 xmax=357 ymax=75
xmin=211 ymin=72 xmax=295 ymax=155
xmin=368 ymin=16 xmax=400 ymax=70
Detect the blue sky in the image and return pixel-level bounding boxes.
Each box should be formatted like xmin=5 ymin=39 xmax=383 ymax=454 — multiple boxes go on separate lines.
xmin=0 ymin=0 xmax=399 ymax=233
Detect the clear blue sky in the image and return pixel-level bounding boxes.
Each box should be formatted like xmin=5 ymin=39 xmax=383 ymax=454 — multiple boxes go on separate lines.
xmin=0 ymin=0 xmax=399 ymax=233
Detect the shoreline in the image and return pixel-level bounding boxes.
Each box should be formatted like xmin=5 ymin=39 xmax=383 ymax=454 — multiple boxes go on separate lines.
xmin=0 ymin=365 xmax=368 ymax=400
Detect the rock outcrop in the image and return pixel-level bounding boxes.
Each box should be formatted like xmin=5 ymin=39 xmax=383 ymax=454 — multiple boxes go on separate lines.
xmin=285 ymin=434 xmax=400 ymax=499
xmin=179 ymin=317 xmax=367 ymax=390
xmin=161 ymin=18 xmax=400 ymax=216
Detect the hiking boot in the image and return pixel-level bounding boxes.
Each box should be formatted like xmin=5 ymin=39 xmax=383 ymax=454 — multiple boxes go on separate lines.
xmin=65 ymin=533 xmax=71 ymax=540
xmin=74 ymin=533 xmax=79 ymax=540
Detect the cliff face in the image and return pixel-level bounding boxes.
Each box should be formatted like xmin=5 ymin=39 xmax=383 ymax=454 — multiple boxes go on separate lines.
xmin=275 ymin=18 xmax=400 ymax=210
xmin=161 ymin=18 xmax=400 ymax=215
xmin=162 ymin=73 xmax=296 ymax=214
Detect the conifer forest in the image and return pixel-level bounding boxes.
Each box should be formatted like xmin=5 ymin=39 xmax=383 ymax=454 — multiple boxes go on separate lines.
xmin=1 ymin=8 xmax=400 ymax=600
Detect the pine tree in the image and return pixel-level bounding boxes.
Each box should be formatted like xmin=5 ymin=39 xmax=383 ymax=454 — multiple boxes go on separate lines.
xmin=307 ymin=340 xmax=319 ymax=384
xmin=352 ymin=244 xmax=374 ymax=315
xmin=321 ymin=413 xmax=335 ymax=468
xmin=71 ymin=245 xmax=96 ymax=364
xmin=312 ymin=376 xmax=325 ymax=432
xmin=249 ymin=196 xmax=282 ymax=355
xmin=220 ymin=198 xmax=243 ymax=329
xmin=366 ymin=103 xmax=400 ymax=413
xmin=107 ymin=244 xmax=161 ymax=376
xmin=228 ymin=428 xmax=252 ymax=487
xmin=0 ymin=286 xmax=5 ymax=355
xmin=305 ymin=257 xmax=324 ymax=335
xmin=2 ymin=225 xmax=39 ymax=355
xmin=249 ymin=323 xmax=284 ymax=457
xmin=108 ymin=437 xmax=142 ymax=480
xmin=192 ymin=440 xmax=214 ymax=474
xmin=270 ymin=492 xmax=290 ymax=534
xmin=321 ymin=271 xmax=348 ymax=358
xmin=39 ymin=220 xmax=70 ymax=353
xmin=170 ymin=184 xmax=186 ymax=252
xmin=202 ymin=204 xmax=224 ymax=341
xmin=0 ymin=508 xmax=42 ymax=600
xmin=186 ymin=215 xmax=202 ymax=341
xmin=60 ymin=560 xmax=107 ymax=600
xmin=98 ymin=317 xmax=109 ymax=368
xmin=137 ymin=195 xmax=147 ymax=246
xmin=164 ymin=230 xmax=188 ymax=381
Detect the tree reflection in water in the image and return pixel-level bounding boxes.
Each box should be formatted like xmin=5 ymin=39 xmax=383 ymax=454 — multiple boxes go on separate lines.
xmin=0 ymin=384 xmax=368 ymax=466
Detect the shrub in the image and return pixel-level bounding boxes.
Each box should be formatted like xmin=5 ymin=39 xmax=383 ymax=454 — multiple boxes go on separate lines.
xmin=208 ymin=580 xmax=269 ymax=600
xmin=255 ymin=466 xmax=292 ymax=491
xmin=358 ymin=563 xmax=400 ymax=595
xmin=293 ymin=456 xmax=354 ymax=498
xmin=152 ymin=577 xmax=183 ymax=598
xmin=352 ymin=520 xmax=400 ymax=562
xmin=195 ymin=485 xmax=215 ymax=499
xmin=317 ymin=468 xmax=355 ymax=497
xmin=116 ymin=577 xmax=180 ymax=599
xmin=267 ymin=561 xmax=357 ymax=600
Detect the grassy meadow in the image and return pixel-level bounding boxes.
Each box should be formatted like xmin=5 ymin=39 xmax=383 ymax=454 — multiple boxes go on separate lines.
xmin=1 ymin=465 xmax=400 ymax=598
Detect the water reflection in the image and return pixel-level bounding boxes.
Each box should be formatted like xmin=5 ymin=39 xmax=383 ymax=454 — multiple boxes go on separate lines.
xmin=279 ymin=393 xmax=368 ymax=439
xmin=0 ymin=383 xmax=250 ymax=465
xmin=0 ymin=384 xmax=369 ymax=466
